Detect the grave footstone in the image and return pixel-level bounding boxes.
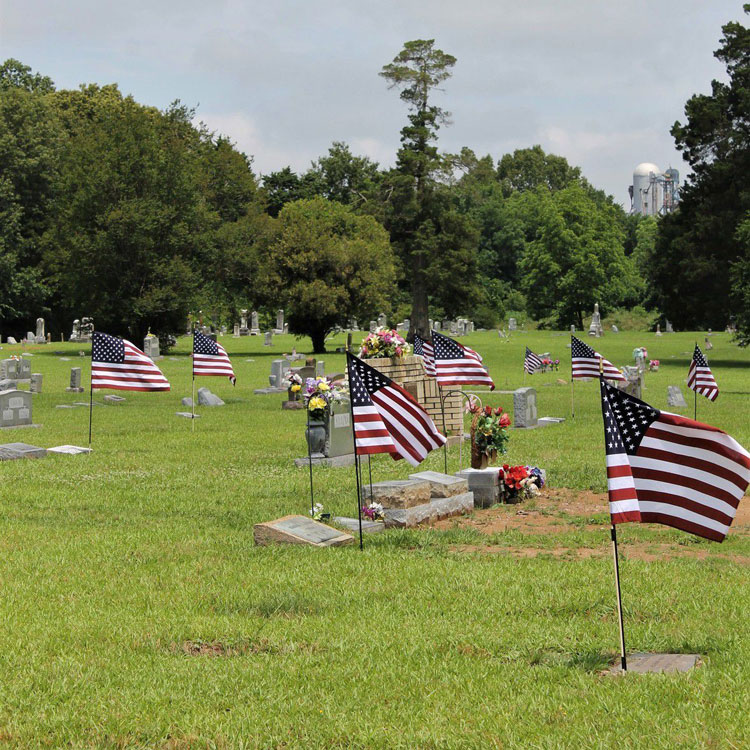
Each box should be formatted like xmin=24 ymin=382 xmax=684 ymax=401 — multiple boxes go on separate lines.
xmin=181 ymin=397 xmax=194 ymax=407
xmin=513 ymin=387 xmax=538 ymax=428
xmin=197 ymin=387 xmax=224 ymax=406
xmin=47 ymin=445 xmax=91 ymax=455
xmin=0 ymin=441 xmax=45 ymax=458
xmin=176 ymin=412 xmax=200 ymax=419
xmin=667 ymin=386 xmax=688 ymax=407
xmin=254 ymin=515 xmax=353 ymax=547
xmin=66 ymin=367 xmax=84 ymax=393
xmin=104 ymin=394 xmax=125 ymax=403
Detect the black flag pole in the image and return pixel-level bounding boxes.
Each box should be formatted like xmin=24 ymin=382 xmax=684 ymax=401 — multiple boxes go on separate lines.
xmin=345 ymin=354 xmax=364 ymax=550
xmin=600 ymin=356 xmax=627 ymax=671
xmin=439 ymin=384 xmax=449 ymax=474
xmin=694 ymin=341 xmax=697 ymax=421
xmin=191 ymin=331 xmax=196 ymax=431
xmin=88 ymin=329 xmax=95 ymax=448
xmin=306 ymin=407 xmax=315 ymax=518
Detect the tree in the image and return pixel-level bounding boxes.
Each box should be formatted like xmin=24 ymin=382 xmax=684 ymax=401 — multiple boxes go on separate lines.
xmin=259 ymin=197 xmax=396 ymax=352
xmin=652 ymin=6 xmax=750 ymax=335
xmin=519 ymin=183 xmax=639 ymax=328
xmin=496 ymin=145 xmax=581 ymax=196
xmin=308 ymin=142 xmax=380 ymax=206
xmin=380 ymin=40 xmax=477 ymax=338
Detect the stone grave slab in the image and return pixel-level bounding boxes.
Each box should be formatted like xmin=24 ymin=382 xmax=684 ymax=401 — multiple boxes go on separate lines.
xmin=0 ymin=442 xmax=46 ymax=459
xmin=254 ymin=386 xmax=288 ymax=395
xmin=47 ymin=445 xmax=92 ymax=455
xmin=0 ymin=446 xmax=24 ymax=461
xmin=608 ymin=653 xmax=700 ymax=675
xmin=538 ymin=417 xmax=565 ymax=427
xmin=104 ymin=395 xmax=126 ymax=403
xmin=667 ymin=386 xmax=688 ymax=408
xmin=360 ymin=479 xmax=431 ymax=509
xmin=197 ymin=387 xmax=224 ymax=406
xmin=333 ymin=517 xmax=385 ymax=534
xmin=408 ymin=470 xmax=468 ymax=498
xmin=455 ymin=468 xmax=500 ymax=508
xmin=384 ymin=492 xmax=474 ymax=528
xmin=176 ymin=412 xmax=200 ymax=419
xmin=254 ymin=515 xmax=354 ymax=547
xmin=282 ymin=400 xmax=304 ymax=410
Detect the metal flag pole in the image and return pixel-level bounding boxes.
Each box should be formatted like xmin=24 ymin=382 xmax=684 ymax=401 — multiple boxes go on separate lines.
xmin=693 ymin=341 xmax=697 ymax=421
xmin=345 ymin=355 xmax=364 ymax=550
xmin=306 ymin=407 xmax=315 ymax=518
xmin=367 ymin=454 xmax=374 ymax=504
xmin=600 ymin=356 xmax=627 ymax=671
xmin=439 ymin=384 xmax=449 ymax=474
xmin=88 ymin=329 xmax=95 ymax=448
xmin=191 ymin=331 xmax=196 ymax=431
xmin=611 ymin=523 xmax=628 ymax=672
xmin=571 ymin=376 xmax=575 ymax=419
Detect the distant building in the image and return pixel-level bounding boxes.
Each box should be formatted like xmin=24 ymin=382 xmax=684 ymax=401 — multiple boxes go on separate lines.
xmin=629 ymin=163 xmax=680 ymax=216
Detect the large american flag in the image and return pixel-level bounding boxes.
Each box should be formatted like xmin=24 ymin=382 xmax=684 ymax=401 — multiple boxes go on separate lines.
xmin=347 ymin=352 xmax=446 ymax=466
xmin=524 ymin=346 xmax=543 ymax=374
xmin=193 ymin=330 xmax=236 ymax=384
xmin=92 ymin=331 xmax=170 ymax=391
xmin=571 ymin=335 xmax=624 ymax=381
xmin=413 ymin=332 xmax=436 ymax=376
xmin=601 ymin=378 xmax=749 ymax=542
xmin=431 ymin=331 xmax=494 ymax=389
xmin=687 ymin=344 xmax=718 ymax=402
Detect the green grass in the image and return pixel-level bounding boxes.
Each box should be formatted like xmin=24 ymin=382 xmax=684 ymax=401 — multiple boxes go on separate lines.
xmin=0 ymin=330 xmax=748 ymax=748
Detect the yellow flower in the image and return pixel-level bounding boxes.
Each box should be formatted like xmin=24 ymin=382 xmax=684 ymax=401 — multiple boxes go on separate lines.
xmin=318 ymin=382 xmax=330 ymax=391
xmin=291 ymin=384 xmax=301 ymax=392
xmin=309 ymin=396 xmax=326 ymax=411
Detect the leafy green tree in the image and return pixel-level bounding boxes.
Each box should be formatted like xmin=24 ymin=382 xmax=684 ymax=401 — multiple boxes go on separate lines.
xmin=519 ymin=183 xmax=638 ymax=328
xmin=259 ymin=197 xmax=395 ymax=352
xmin=380 ymin=40 xmax=478 ymax=337
xmin=308 ymin=141 xmax=380 ymax=206
xmin=261 ymin=167 xmax=322 ymax=217
xmin=652 ymin=6 xmax=750 ymax=334
xmin=496 ymin=145 xmax=581 ymax=196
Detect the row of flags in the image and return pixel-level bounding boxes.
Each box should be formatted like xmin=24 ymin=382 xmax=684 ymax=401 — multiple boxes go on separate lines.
xmin=413 ymin=331 xmax=495 ymax=389
xmin=91 ymin=331 xmax=236 ymax=391
xmin=523 ymin=336 xmax=720 ymax=402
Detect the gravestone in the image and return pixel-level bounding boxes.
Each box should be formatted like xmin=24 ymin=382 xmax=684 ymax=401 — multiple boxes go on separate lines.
xmin=264 ymin=331 xmax=273 ymax=347
xmin=377 ymin=313 xmax=387 ymax=329
xmin=6 ymin=337 xmax=16 ymax=345
xmin=315 ymin=361 xmax=325 ymax=377
xmin=104 ymin=394 xmax=125 ymax=403
xmin=197 ymin=387 xmax=224 ymax=406
xmin=255 ymin=359 xmax=290 ymax=394
xmin=250 ymin=311 xmax=260 ymax=335
xmin=0 ymin=359 xmax=18 ymax=380
xmin=611 ymin=325 xmax=619 ymax=333
xmin=26 ymin=331 xmax=35 ymax=343
xmin=16 ymin=359 xmax=31 ymax=381
xmin=455 ymin=468 xmax=500 ymax=508
xmin=0 ymin=441 xmax=45 ymax=458
xmin=570 ymin=324 xmax=576 ymax=333
xmin=254 ymin=515 xmax=353 ymax=547
xmin=618 ymin=367 xmax=642 ymax=399
xmin=47 ymin=445 xmax=91 ymax=455
xmin=588 ymin=303 xmax=603 ymax=337
xmin=274 ymin=309 xmax=284 ymax=334
xmin=508 ymin=318 xmax=517 ymax=331
xmin=233 ymin=323 xmax=240 ymax=337
xmin=143 ymin=334 xmax=160 ymax=360
xmin=325 ymin=398 xmax=355 ymax=458
xmin=239 ymin=309 xmax=249 ymax=336
xmin=30 ymin=374 xmax=42 ymax=394
xmin=0 ymin=390 xmax=33 ymax=428
xmin=667 ymin=386 xmax=688 ymax=407
xmin=513 ymin=387 xmax=538 ymax=428
xmin=408 ymin=471 xmax=468 ymax=498
xmin=655 ymin=324 xmax=662 ymax=336
xmin=359 ymin=479 xmax=431 ymax=509
xmin=369 ymin=320 xmax=377 ymax=333
xmin=66 ymin=367 xmax=84 ymax=393
xmin=665 ymin=319 xmax=674 ymax=333
xmin=35 ymin=317 xmax=45 ymax=344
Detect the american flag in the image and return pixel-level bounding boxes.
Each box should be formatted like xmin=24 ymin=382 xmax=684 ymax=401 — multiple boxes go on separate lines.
xmin=92 ymin=331 xmax=170 ymax=391
xmin=601 ymin=378 xmax=749 ymax=542
xmin=193 ymin=330 xmax=236 ymax=384
xmin=571 ymin=335 xmax=624 ymax=381
xmin=524 ymin=346 xmax=543 ymax=374
xmin=347 ymin=352 xmax=446 ymax=466
xmin=687 ymin=344 xmax=718 ymax=402
xmin=431 ymin=331 xmax=494 ymax=389
xmin=413 ymin=332 xmax=436 ymax=377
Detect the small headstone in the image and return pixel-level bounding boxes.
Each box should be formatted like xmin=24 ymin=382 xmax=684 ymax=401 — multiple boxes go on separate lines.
xmin=274 ymin=309 xmax=284 ymax=334
xmin=47 ymin=445 xmax=92 ymax=455
xmin=315 ymin=360 xmax=325 ymax=377
xmin=325 ymin=399 xmax=354 ymax=458
xmin=26 ymin=331 xmax=35 ymax=343
xmin=508 ymin=318 xmax=517 ymax=331
xmin=454 ymin=468 xmax=500 ymax=508
xmin=264 ymin=331 xmax=273 ymax=347
xmin=66 ymin=367 xmax=84 ymax=393
xmin=253 ymin=515 xmax=353 ymax=547
xmin=655 ymin=324 xmax=662 ymax=336
xmin=250 ymin=311 xmax=260 ymax=335
xmin=0 ymin=390 xmax=33 ymax=428
xmin=665 ymin=320 xmax=674 ymax=333
xmin=30 ymin=373 xmax=43 ymax=394
xmin=181 ymin=397 xmax=194 ymax=407
xmin=667 ymin=386 xmax=688 ymax=408
xmin=570 ymin=325 xmax=575 ymax=333
xmin=0 ymin=441 xmax=46 ymax=458
xmin=0 ymin=379 xmax=17 ymax=391
xmin=239 ymin=309 xmax=249 ymax=336
xmin=268 ymin=359 xmax=290 ymax=388
xmin=588 ymin=303 xmax=603 ymax=337
xmin=611 ymin=324 xmax=619 ymax=333
xmin=377 ymin=313 xmax=387 ymax=329
xmin=233 ymin=323 xmax=240 ymax=337
xmin=369 ymin=320 xmax=377 ymax=333
xmin=6 ymin=337 xmax=17 ymax=345
xmin=513 ymin=387 xmax=538 ymax=428
xmin=197 ymin=387 xmax=224 ymax=406
xmin=143 ymin=334 xmax=160 ymax=360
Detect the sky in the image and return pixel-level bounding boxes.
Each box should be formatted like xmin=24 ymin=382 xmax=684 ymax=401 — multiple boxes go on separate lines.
xmin=2 ymin=1 xmax=743 ymax=206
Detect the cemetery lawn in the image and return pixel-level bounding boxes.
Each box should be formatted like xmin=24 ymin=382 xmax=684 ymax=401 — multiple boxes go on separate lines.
xmin=0 ymin=330 xmax=748 ymax=748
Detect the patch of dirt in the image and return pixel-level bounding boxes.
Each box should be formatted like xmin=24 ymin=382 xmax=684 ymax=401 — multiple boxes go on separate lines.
xmin=176 ymin=638 xmax=321 ymax=657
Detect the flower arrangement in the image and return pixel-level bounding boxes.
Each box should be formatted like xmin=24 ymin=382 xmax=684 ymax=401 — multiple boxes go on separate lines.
xmin=304 ymin=376 xmax=342 ymax=420
xmin=362 ymin=502 xmax=384 ymax=521
xmin=633 ymin=347 xmax=648 ymax=361
xmin=309 ymin=503 xmax=330 ymax=521
xmin=649 ymin=359 xmax=660 ymax=372
xmin=499 ymin=465 xmax=545 ymax=501
xmin=359 ymin=327 xmax=411 ymax=360
xmin=468 ymin=399 xmax=511 ymax=468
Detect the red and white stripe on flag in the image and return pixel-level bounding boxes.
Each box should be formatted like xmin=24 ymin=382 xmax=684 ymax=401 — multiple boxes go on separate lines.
xmin=193 ymin=330 xmax=236 ymax=383
xmin=687 ymin=344 xmax=718 ymax=401
xmin=601 ymin=378 xmax=749 ymax=542
xmin=572 ymin=335 xmax=624 ymax=381
xmin=92 ymin=331 xmax=170 ymax=391
xmin=347 ymin=353 xmax=446 ymax=466
xmin=432 ymin=331 xmax=494 ymax=389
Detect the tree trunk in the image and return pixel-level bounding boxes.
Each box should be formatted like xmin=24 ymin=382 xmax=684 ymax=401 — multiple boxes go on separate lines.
xmin=311 ymin=330 xmax=327 ymax=354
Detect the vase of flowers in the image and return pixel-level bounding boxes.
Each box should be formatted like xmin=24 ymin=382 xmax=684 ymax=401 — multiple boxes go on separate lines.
xmin=303 ymin=376 xmax=342 ymax=454
xmin=468 ymin=402 xmax=511 ymax=469
xmin=500 ymin=465 xmax=546 ymax=503
xmin=649 ymin=359 xmax=660 ymax=372
xmin=359 ymin=327 xmax=411 ymax=360
xmin=284 ymin=371 xmax=303 ymax=401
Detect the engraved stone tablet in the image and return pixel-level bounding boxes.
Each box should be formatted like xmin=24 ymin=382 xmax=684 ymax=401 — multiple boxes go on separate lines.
xmin=254 ymin=515 xmax=353 ymax=547
xmin=8 ymin=397 xmax=23 ymax=409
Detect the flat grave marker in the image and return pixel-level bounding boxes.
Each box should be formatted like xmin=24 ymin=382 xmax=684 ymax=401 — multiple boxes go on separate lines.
xmin=254 ymin=515 xmax=353 ymax=547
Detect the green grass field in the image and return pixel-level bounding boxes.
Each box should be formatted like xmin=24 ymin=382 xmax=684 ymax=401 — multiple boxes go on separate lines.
xmin=0 ymin=330 xmax=748 ymax=748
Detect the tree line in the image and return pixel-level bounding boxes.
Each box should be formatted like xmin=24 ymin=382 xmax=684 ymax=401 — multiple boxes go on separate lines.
xmin=1 ymin=9 xmax=747 ymax=351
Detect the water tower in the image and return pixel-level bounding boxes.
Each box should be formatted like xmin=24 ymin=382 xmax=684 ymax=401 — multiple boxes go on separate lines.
xmin=631 ymin=162 xmax=662 ymax=216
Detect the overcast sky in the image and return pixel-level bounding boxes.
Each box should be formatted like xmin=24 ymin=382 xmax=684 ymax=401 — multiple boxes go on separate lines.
xmin=2 ymin=1 xmax=743 ymax=206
